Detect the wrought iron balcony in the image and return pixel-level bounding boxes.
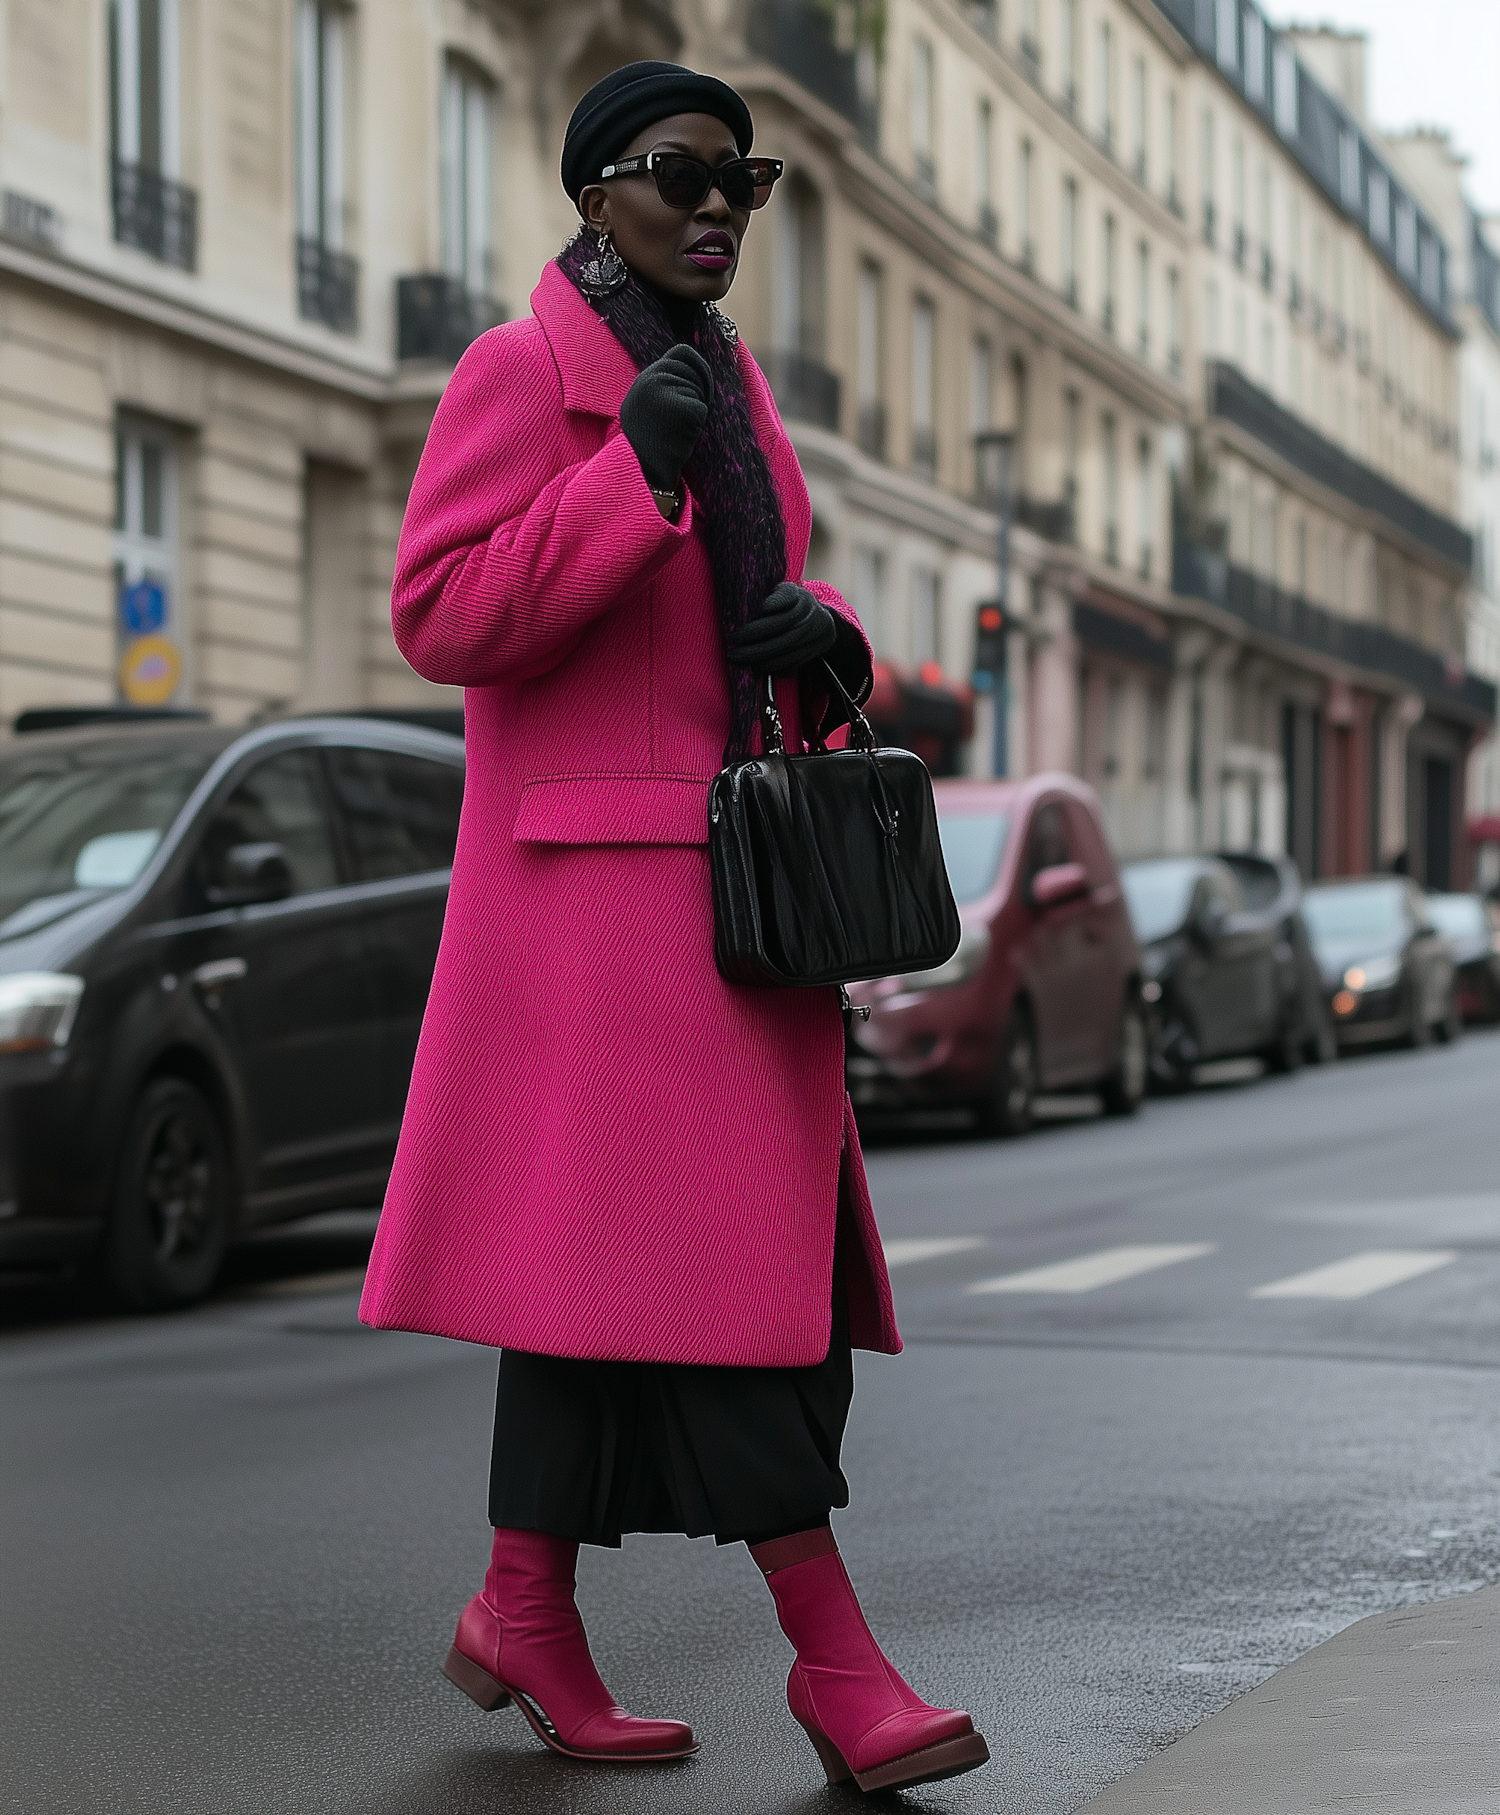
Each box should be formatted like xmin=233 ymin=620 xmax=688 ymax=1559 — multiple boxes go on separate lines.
xmin=1174 ymin=541 xmax=1496 ymax=725
xmin=747 ymin=0 xmax=872 ymax=138
xmin=297 ymin=238 xmax=358 ymax=335
xmin=396 ymin=275 xmax=506 ymax=363
xmin=1207 ymin=360 xmax=1473 ymax=571
xmin=1015 ymin=495 xmax=1077 ymax=544
xmin=764 ymin=350 xmax=841 ymax=431
xmin=111 ymin=159 xmax=196 ymax=271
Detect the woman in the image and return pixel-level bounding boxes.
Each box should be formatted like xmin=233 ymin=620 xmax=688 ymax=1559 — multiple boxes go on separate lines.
xmin=360 ymin=60 xmax=989 ymax=1795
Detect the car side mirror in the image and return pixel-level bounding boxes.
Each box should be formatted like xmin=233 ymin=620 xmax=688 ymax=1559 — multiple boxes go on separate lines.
xmin=1031 ymin=860 xmax=1089 ymax=909
xmin=209 ymin=841 xmax=292 ymax=907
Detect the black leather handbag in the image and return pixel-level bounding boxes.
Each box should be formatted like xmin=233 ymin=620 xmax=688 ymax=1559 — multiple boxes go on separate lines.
xmin=707 ymin=664 xmax=961 ymax=989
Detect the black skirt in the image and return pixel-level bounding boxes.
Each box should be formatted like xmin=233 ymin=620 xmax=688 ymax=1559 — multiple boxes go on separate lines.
xmin=488 ymin=1214 xmax=853 ymax=1547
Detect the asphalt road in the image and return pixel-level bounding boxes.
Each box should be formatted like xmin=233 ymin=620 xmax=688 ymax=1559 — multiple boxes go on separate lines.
xmin=4 ymin=1033 xmax=1500 ymax=1815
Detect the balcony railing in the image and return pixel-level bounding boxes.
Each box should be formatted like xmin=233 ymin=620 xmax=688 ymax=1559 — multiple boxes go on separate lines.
xmin=764 ymin=350 xmax=841 ymax=431
xmin=857 ymin=400 xmax=887 ymax=461
xmin=297 ymin=238 xmax=358 ymax=334
xmin=112 ymin=159 xmax=196 ymax=270
xmin=748 ymin=0 xmax=872 ymax=138
xmin=1207 ymin=360 xmax=1473 ymax=571
xmin=396 ymin=275 xmax=506 ymax=363
xmin=1174 ymin=541 xmax=1497 ymax=725
xmin=1015 ymin=494 xmax=1077 ymax=543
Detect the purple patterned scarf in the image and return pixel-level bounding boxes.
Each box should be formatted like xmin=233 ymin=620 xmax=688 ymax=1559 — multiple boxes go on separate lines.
xmin=557 ymin=228 xmax=787 ymax=762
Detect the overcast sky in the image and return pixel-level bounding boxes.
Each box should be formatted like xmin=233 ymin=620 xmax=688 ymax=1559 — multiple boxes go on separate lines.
xmin=1276 ymin=2 xmax=1500 ymax=214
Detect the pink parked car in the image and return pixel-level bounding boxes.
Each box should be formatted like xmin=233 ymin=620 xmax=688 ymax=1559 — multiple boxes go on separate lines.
xmin=845 ymin=773 xmax=1146 ymax=1134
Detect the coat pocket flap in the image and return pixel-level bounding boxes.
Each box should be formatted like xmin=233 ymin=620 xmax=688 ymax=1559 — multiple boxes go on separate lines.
xmin=513 ymin=774 xmax=712 ymax=846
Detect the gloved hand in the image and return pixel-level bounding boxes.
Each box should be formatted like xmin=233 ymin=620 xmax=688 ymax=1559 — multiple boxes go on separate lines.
xmin=726 ymin=582 xmax=838 ymax=674
xmin=619 ymin=346 xmax=714 ymax=492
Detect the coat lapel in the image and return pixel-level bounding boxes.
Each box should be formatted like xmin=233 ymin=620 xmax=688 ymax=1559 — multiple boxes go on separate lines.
xmin=530 ymin=262 xmax=640 ymax=419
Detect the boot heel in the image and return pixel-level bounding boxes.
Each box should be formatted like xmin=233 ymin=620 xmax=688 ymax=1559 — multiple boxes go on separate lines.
xmin=443 ymin=1644 xmax=513 ymax=1712
xmin=797 ymin=1719 xmax=854 ymax=1785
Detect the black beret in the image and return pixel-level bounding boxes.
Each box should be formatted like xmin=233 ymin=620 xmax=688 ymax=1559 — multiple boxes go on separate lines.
xmin=561 ymin=61 xmax=754 ymax=207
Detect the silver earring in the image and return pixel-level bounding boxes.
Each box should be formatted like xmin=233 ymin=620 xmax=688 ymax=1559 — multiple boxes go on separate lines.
xmin=580 ymin=230 xmax=627 ymax=298
xmin=704 ymin=300 xmax=739 ymax=346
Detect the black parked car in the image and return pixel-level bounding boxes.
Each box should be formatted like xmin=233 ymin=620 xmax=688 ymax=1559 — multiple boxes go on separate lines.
xmin=0 ymin=714 xmax=463 ymax=1308
xmin=1301 ymin=876 xmax=1459 ymax=1049
xmin=1215 ymin=850 xmax=1337 ymax=1064
xmin=1423 ymin=892 xmax=1500 ymax=1023
xmin=1121 ymin=856 xmax=1302 ymax=1085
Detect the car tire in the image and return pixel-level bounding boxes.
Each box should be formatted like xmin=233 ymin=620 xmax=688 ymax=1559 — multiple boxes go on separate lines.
xmin=1264 ymin=1008 xmax=1305 ymax=1075
xmin=1436 ymin=991 xmax=1462 ymax=1044
xmin=1405 ymin=983 xmax=1432 ymax=1049
xmin=1100 ymin=994 xmax=1147 ymax=1117
xmin=105 ymin=1077 xmax=233 ymax=1311
xmin=977 ymin=1004 xmax=1037 ymax=1137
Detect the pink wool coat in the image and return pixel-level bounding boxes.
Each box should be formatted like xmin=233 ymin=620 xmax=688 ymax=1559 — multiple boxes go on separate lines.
xmin=358 ymin=262 xmax=900 ymax=1368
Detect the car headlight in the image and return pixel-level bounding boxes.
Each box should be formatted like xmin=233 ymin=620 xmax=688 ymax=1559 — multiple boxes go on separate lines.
xmin=0 ymin=972 xmax=84 ymax=1053
xmin=895 ymin=925 xmax=991 ymax=992
xmin=1343 ymin=954 xmax=1402 ymax=992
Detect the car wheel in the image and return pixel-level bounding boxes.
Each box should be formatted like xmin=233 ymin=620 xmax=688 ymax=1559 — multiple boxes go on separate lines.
xmin=105 ymin=1077 xmax=232 ymax=1311
xmin=1264 ymin=1008 xmax=1305 ymax=1075
xmin=1100 ymin=995 xmax=1147 ymax=1116
xmin=977 ymin=1004 xmax=1037 ymax=1137
xmin=1436 ymin=990 xmax=1462 ymax=1044
xmin=1405 ymin=982 xmax=1432 ymax=1049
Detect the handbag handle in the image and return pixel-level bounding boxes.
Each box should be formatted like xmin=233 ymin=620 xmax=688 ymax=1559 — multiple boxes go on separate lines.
xmin=759 ymin=662 xmax=877 ymax=757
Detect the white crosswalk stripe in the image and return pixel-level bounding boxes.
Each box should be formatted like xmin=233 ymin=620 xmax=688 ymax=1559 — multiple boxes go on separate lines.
xmin=882 ymin=1237 xmax=986 ymax=1269
xmin=967 ymin=1243 xmax=1216 ymax=1296
xmin=1250 ymin=1249 xmax=1458 ymax=1300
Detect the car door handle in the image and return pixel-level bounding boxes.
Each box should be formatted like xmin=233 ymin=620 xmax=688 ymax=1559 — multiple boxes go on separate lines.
xmin=192 ymin=957 xmax=248 ymax=989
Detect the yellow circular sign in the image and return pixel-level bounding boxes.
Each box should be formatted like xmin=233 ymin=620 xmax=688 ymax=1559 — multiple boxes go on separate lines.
xmin=120 ymin=635 xmax=183 ymax=706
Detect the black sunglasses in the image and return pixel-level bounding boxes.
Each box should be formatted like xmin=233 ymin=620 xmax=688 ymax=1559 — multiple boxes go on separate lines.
xmin=599 ymin=151 xmax=784 ymax=212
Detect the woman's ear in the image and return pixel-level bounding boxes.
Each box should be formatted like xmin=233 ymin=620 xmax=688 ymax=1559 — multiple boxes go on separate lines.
xmin=578 ymin=185 xmax=610 ymax=232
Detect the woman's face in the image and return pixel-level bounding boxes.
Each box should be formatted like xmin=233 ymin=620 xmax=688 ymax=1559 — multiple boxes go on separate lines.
xmin=578 ymin=111 xmax=750 ymax=302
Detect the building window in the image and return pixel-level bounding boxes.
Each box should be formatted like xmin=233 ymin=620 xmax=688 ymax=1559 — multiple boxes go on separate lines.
xmin=1060 ymin=0 xmax=1079 ymax=110
xmin=1216 ymin=0 xmax=1238 ymax=72
xmin=771 ymin=175 xmax=834 ymax=427
xmin=441 ymin=56 xmax=496 ymax=303
xmin=857 ymin=260 xmax=885 ymax=458
xmin=1131 ymin=55 xmax=1147 ymax=182
xmin=911 ymin=35 xmax=936 ymax=192
xmin=1200 ymin=108 xmax=1216 ymax=244
xmin=1368 ymin=168 xmax=1390 ymax=244
xmin=1205 ymin=277 xmax=1220 ymax=356
xmin=114 ymin=420 xmax=182 ymax=705
xmin=1102 ymin=212 xmax=1117 ymax=335
xmin=854 ymin=547 xmax=887 ymax=652
xmin=1136 ymin=239 xmax=1151 ymax=359
xmin=1136 ymin=433 xmax=1153 ymax=578
xmin=1019 ymin=139 xmax=1035 ymax=268
xmin=1096 ymin=22 xmax=1113 ymax=149
xmin=1064 ymin=387 xmax=1081 ymax=520
xmin=1062 ymin=177 xmax=1078 ymax=307
xmin=976 ymin=96 xmax=997 ymax=244
xmin=971 ymin=335 xmax=993 ymax=493
xmin=1245 ymin=11 xmax=1266 ymax=102
xmin=912 ymin=566 xmax=942 ymax=668
xmin=1102 ymin=414 xmax=1119 ymax=565
xmin=296 ymin=2 xmax=357 ymax=332
xmin=1274 ymin=39 xmax=1299 ymax=139
xmin=108 ymin=0 xmax=194 ymax=269
xmin=1232 ymin=132 xmax=1246 ymax=265
xmin=911 ymin=296 xmax=937 ymax=478
xmin=1167 ymin=266 xmax=1181 ymax=376
xmin=1166 ymin=88 xmax=1180 ymax=211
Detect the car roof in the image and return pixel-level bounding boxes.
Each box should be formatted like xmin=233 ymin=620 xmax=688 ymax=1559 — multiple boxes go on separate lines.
xmin=1 ymin=713 xmax=462 ymax=766
xmin=931 ymin=771 xmax=1100 ymax=814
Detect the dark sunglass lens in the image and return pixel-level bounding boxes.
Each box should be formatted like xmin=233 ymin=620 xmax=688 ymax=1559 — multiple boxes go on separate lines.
xmin=745 ymin=160 xmax=782 ymax=209
xmin=653 ymin=155 xmax=710 ymax=207
xmin=719 ymin=165 xmax=760 ymax=209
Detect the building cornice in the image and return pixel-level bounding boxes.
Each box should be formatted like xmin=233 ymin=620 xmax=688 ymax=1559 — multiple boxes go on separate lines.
xmin=0 ymin=232 xmax=394 ymax=403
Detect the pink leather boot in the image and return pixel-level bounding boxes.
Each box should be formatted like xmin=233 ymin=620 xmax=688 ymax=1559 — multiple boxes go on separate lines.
xmin=442 ymin=1527 xmax=696 ymax=1762
xmin=749 ymin=1526 xmax=989 ymax=1793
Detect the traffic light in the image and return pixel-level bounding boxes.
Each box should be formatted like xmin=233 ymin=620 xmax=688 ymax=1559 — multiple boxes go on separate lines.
xmin=973 ymin=600 xmax=1007 ymax=687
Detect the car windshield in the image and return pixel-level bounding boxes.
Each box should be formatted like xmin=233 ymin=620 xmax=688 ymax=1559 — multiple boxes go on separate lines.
xmin=1425 ymin=894 xmax=1488 ymax=943
xmin=1121 ymin=860 xmax=1200 ymax=943
xmin=938 ymin=813 xmax=1011 ymax=904
xmin=0 ymin=741 xmax=217 ymax=937
xmin=1301 ymin=882 xmax=1407 ymax=947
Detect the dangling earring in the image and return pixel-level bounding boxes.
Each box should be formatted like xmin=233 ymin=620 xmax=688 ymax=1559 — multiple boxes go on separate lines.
xmin=704 ymin=300 xmax=739 ymax=346
xmin=580 ymin=230 xmax=627 ymax=298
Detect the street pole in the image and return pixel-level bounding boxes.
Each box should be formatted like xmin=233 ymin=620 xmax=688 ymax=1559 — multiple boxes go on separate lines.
xmin=974 ymin=430 xmax=1015 ymax=777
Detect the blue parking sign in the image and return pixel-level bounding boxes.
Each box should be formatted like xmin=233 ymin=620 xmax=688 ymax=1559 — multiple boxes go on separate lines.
xmin=120 ymin=579 xmax=167 ymax=635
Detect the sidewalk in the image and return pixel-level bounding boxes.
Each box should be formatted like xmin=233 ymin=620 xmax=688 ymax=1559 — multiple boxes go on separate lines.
xmin=1076 ymin=1584 xmax=1500 ymax=1814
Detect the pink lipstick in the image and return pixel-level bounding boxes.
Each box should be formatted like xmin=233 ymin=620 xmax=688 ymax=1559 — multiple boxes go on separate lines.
xmin=685 ymin=229 xmax=737 ymax=271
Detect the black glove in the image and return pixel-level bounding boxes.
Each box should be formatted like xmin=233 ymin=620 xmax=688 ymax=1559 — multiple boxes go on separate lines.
xmin=726 ymin=582 xmax=838 ymax=674
xmin=619 ymin=346 xmax=714 ymax=492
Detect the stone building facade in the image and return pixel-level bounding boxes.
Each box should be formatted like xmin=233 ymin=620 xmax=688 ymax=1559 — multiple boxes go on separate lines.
xmin=0 ymin=0 xmax=1493 ymax=882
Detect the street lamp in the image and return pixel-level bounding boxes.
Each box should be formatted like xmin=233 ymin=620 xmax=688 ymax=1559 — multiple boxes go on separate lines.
xmin=974 ymin=429 xmax=1016 ymax=776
